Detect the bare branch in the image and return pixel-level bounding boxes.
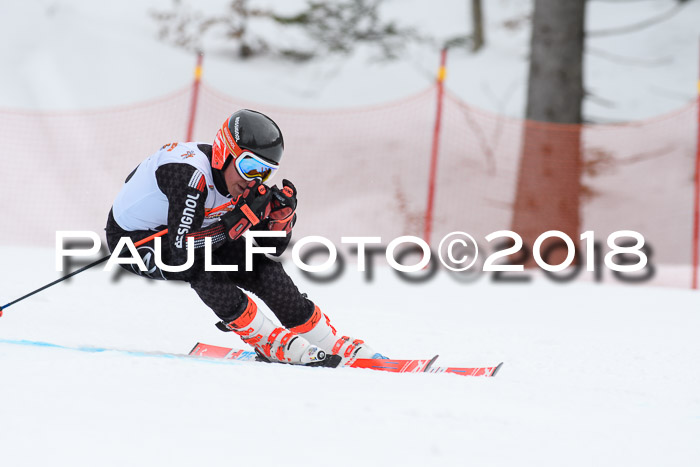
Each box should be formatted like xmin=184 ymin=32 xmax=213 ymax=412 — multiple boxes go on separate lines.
xmin=587 ymin=46 xmax=673 ymax=67
xmin=587 ymin=2 xmax=686 ymax=37
xmin=151 ymin=0 xmax=425 ymax=61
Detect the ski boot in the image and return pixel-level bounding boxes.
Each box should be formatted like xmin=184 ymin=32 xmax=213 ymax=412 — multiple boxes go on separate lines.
xmin=290 ymin=305 xmax=387 ymax=365
xmin=219 ymin=298 xmax=339 ymax=367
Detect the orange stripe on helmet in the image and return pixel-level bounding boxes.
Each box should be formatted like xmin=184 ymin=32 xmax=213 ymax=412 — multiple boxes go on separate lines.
xmin=221 ymin=120 xmax=242 ymax=157
xmin=212 ymin=118 xmax=244 ymax=170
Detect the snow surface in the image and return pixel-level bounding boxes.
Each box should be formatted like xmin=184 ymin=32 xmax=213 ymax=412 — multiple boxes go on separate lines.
xmin=1 ymin=246 xmax=700 ymax=466
xmin=1 ymin=0 xmax=700 ymax=465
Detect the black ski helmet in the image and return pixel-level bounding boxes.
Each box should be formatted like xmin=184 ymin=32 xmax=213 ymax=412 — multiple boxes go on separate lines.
xmin=212 ymin=109 xmax=284 ymax=170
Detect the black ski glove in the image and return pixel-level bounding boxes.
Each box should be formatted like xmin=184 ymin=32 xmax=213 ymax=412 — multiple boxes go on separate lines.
xmin=267 ymin=179 xmax=297 ymax=234
xmin=221 ymin=179 xmax=272 ymax=241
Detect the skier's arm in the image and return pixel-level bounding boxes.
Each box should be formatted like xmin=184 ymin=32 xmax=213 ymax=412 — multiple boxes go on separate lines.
xmin=154 ymin=163 xmax=209 ymax=267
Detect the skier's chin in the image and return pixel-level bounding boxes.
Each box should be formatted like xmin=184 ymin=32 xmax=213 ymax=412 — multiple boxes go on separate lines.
xmin=229 ymin=181 xmax=248 ymax=198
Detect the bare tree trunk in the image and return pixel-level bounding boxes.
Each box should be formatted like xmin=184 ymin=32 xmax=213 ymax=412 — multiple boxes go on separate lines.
xmin=525 ymin=0 xmax=585 ymax=123
xmin=511 ymin=0 xmax=586 ymax=265
xmin=471 ymin=0 xmax=485 ymax=52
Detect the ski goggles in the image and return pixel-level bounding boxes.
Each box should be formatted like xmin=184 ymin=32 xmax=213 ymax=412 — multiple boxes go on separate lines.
xmin=213 ymin=125 xmax=278 ymax=182
xmin=234 ymin=151 xmax=278 ymax=182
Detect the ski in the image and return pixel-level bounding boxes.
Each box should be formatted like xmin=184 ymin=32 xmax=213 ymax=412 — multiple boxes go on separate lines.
xmin=189 ymin=342 xmax=259 ymax=361
xmin=189 ymin=342 xmax=502 ymax=377
xmin=0 ymin=339 xmax=502 ymax=377
xmin=427 ymin=362 xmax=503 ymax=377
xmin=348 ymin=354 xmax=439 ymax=373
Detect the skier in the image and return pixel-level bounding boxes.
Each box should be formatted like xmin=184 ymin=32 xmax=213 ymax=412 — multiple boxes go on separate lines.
xmin=106 ymin=109 xmax=383 ymax=366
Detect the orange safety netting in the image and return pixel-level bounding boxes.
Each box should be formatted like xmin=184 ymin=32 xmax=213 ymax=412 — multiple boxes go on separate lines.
xmin=0 ymin=82 xmax=697 ymax=286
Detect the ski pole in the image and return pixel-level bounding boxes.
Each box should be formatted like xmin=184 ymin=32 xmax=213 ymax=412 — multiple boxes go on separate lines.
xmin=0 ymin=229 xmax=168 ymax=315
xmin=0 ymin=199 xmax=238 ymax=316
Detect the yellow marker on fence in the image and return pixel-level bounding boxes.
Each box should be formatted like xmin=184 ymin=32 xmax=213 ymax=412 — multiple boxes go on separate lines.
xmin=438 ymin=65 xmax=447 ymax=83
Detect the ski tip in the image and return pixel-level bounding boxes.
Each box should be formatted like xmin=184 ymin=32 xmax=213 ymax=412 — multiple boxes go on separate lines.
xmin=423 ymin=355 xmax=439 ymax=373
xmin=491 ymin=362 xmax=504 ymax=377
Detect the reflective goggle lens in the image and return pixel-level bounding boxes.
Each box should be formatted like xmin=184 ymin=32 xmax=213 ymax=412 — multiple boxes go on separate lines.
xmin=236 ymin=153 xmax=278 ymax=182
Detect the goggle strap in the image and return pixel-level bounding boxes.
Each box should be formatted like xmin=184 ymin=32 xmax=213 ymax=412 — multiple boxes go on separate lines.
xmin=221 ymin=154 xmax=234 ymax=171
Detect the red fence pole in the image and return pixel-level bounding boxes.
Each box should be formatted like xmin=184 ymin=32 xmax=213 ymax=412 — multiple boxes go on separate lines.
xmin=423 ymin=48 xmax=448 ymax=245
xmin=693 ymin=39 xmax=700 ymax=289
xmin=186 ymin=52 xmax=204 ymax=141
